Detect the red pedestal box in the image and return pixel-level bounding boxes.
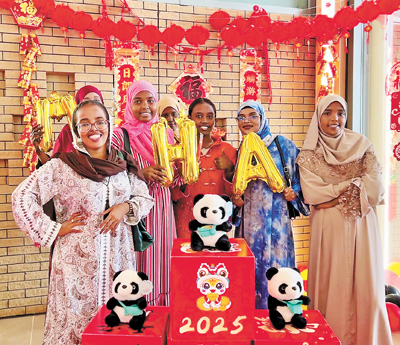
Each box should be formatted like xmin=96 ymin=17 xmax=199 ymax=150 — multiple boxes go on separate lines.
xmin=81 ymin=305 xmax=169 ymax=345
xmin=170 ymin=238 xmax=255 ymax=344
xmin=254 ymin=310 xmax=341 ymax=344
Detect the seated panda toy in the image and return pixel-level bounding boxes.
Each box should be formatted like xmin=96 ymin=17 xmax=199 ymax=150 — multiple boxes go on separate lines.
xmin=189 ymin=194 xmax=233 ymax=251
xmin=266 ymin=267 xmax=311 ymax=330
xmin=105 ymin=270 xmax=153 ymax=332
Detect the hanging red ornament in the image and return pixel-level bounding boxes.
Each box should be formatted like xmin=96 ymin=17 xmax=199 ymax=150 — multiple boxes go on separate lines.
xmin=51 ymin=4 xmax=74 ymax=33
xmin=249 ymin=7 xmax=271 ymax=30
xmin=231 ymin=16 xmax=250 ymax=33
xmin=114 ymin=19 xmax=137 ymax=42
xmin=221 ymin=25 xmax=245 ymax=48
xmin=334 ymin=6 xmax=360 ymax=31
xmin=245 ymin=25 xmax=266 ymax=48
xmin=377 ymin=0 xmax=400 ymax=15
xmin=162 ymin=24 xmax=185 ymax=47
xmin=0 ymin=0 xmax=15 ymax=9
xmin=33 ymin=0 xmax=55 ymax=16
xmin=267 ymin=21 xmax=290 ymax=45
xmin=71 ymin=11 xmax=93 ymax=39
xmin=185 ymin=25 xmax=209 ymax=47
xmin=310 ymin=14 xmax=339 ymax=43
xmin=209 ymin=10 xmax=230 ymax=31
xmin=342 ymin=30 xmax=351 ymax=53
xmin=138 ymin=25 xmax=162 ymax=46
xmin=356 ymin=1 xmax=381 ymax=23
xmin=92 ymin=17 xmax=116 ymax=39
xmin=291 ymin=16 xmax=311 ymax=41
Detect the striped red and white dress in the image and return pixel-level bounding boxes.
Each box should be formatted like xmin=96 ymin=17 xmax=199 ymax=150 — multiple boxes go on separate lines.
xmin=112 ymin=129 xmax=176 ymax=306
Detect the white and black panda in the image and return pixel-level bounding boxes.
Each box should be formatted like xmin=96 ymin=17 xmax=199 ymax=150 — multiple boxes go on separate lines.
xmin=105 ymin=270 xmax=153 ymax=332
xmin=189 ymin=194 xmax=233 ymax=251
xmin=266 ymin=267 xmax=311 ymax=330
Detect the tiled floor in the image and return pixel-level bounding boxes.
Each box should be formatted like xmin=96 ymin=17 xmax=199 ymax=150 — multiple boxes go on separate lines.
xmin=0 ymin=314 xmax=400 ymax=344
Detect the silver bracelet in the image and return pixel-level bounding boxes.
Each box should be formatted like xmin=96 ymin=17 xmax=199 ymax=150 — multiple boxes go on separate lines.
xmin=125 ymin=200 xmax=135 ymax=216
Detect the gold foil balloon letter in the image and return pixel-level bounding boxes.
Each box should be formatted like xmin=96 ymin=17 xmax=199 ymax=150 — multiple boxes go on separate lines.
xmin=151 ymin=115 xmax=199 ymax=187
xmin=35 ymin=99 xmax=53 ymax=152
xmin=233 ymin=132 xmax=285 ymax=196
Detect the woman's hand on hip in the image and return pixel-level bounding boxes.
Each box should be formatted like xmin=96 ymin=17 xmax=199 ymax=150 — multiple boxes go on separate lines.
xmin=58 ymin=212 xmax=85 ymax=237
xmin=142 ymin=164 xmax=168 ymax=183
xmin=314 ymin=197 xmax=339 ymax=210
xmin=100 ymin=203 xmax=130 ymax=234
xmin=283 ymin=187 xmax=297 ymax=201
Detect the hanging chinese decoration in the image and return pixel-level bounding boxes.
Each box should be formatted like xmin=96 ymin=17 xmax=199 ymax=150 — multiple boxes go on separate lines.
xmin=394 ymin=142 xmax=400 ymax=161
xmin=239 ymin=49 xmax=262 ymax=103
xmin=10 ymin=0 xmax=44 ymax=29
xmin=113 ymin=42 xmax=140 ymax=127
xmin=316 ymin=44 xmax=339 ymax=101
xmin=385 ymin=62 xmax=400 ymax=132
xmin=168 ymin=65 xmax=213 ymax=105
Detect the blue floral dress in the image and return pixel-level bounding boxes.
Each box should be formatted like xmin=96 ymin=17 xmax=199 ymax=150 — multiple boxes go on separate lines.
xmin=238 ymin=135 xmax=308 ymax=309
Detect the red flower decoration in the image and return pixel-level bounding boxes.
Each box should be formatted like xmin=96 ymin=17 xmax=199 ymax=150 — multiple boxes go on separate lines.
xmin=114 ymin=19 xmax=137 ymax=42
xmin=162 ymin=24 xmax=185 ymax=47
xmin=245 ymin=25 xmax=265 ymax=48
xmin=92 ymin=17 xmax=116 ymax=39
xmin=377 ymin=0 xmax=400 ymax=15
xmin=334 ymin=6 xmax=360 ymax=30
xmin=51 ymin=4 xmax=75 ymax=31
xmin=138 ymin=25 xmax=162 ymax=46
xmin=221 ymin=25 xmax=244 ymax=47
xmin=71 ymin=11 xmax=93 ymax=38
xmin=356 ymin=1 xmax=381 ymax=23
xmin=209 ymin=10 xmax=230 ymax=31
xmin=185 ymin=25 xmax=209 ymax=47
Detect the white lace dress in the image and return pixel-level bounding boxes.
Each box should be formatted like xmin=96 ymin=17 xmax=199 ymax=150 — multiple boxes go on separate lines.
xmin=12 ymin=158 xmax=154 ymax=345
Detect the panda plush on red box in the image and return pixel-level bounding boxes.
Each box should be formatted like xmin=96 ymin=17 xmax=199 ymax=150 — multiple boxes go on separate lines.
xmin=105 ymin=270 xmax=153 ymax=332
xmin=189 ymin=194 xmax=233 ymax=251
xmin=266 ymin=267 xmax=311 ymax=330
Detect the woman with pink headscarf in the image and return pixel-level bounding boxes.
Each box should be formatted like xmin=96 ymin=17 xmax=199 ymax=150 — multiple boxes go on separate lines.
xmin=112 ymin=80 xmax=176 ymax=306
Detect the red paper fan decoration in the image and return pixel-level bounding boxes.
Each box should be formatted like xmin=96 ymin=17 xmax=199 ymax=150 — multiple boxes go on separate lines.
xmin=231 ymin=16 xmax=249 ymax=33
xmin=138 ymin=25 xmax=162 ymax=46
xmin=71 ymin=11 xmax=93 ymax=38
xmin=209 ymin=10 xmax=230 ymax=31
xmin=33 ymin=0 xmax=55 ymax=15
xmin=162 ymin=24 xmax=185 ymax=47
xmin=377 ymin=0 xmax=400 ymax=15
xmin=51 ymin=4 xmax=75 ymax=32
xmin=334 ymin=6 xmax=360 ymax=31
xmin=245 ymin=25 xmax=265 ymax=48
xmin=356 ymin=1 xmax=381 ymax=23
xmin=0 ymin=0 xmax=15 ymax=9
xmin=221 ymin=25 xmax=245 ymax=48
xmin=114 ymin=19 xmax=137 ymax=42
xmin=185 ymin=25 xmax=209 ymax=47
xmin=92 ymin=17 xmax=116 ymax=39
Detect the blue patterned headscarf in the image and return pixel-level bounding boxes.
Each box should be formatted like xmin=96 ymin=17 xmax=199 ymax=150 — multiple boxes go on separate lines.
xmin=237 ymin=101 xmax=271 ymax=140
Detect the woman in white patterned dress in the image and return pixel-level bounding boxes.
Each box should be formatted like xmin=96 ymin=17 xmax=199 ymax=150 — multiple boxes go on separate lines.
xmin=12 ymin=100 xmax=154 ymax=345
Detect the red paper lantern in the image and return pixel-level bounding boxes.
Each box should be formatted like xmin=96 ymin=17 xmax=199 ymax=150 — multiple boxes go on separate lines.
xmin=377 ymin=0 xmax=400 ymax=15
xmin=334 ymin=6 xmax=360 ymax=31
xmin=267 ymin=21 xmax=290 ymax=44
xmin=92 ymin=17 xmax=116 ymax=39
xmin=231 ymin=16 xmax=249 ymax=33
xmin=162 ymin=24 xmax=185 ymax=47
xmin=291 ymin=16 xmax=311 ymax=40
xmin=138 ymin=25 xmax=162 ymax=47
xmin=209 ymin=10 xmax=230 ymax=31
xmin=0 ymin=0 xmax=15 ymax=9
xmin=249 ymin=8 xmax=271 ymax=30
xmin=311 ymin=14 xmax=340 ymax=42
xmin=114 ymin=19 xmax=137 ymax=42
xmin=356 ymin=1 xmax=381 ymax=23
xmin=71 ymin=11 xmax=93 ymax=38
xmin=185 ymin=25 xmax=209 ymax=47
xmin=51 ymin=4 xmax=75 ymax=31
xmin=221 ymin=25 xmax=244 ymax=47
xmin=33 ymin=0 xmax=55 ymax=16
xmin=245 ymin=25 xmax=265 ymax=48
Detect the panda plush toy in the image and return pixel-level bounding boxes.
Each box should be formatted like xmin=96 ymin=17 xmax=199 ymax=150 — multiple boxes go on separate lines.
xmin=189 ymin=194 xmax=233 ymax=251
xmin=105 ymin=269 xmax=153 ymax=332
xmin=266 ymin=267 xmax=311 ymax=330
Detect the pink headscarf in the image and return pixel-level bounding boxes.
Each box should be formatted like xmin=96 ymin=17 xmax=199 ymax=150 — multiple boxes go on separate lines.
xmin=75 ymin=85 xmax=104 ymax=104
xmin=121 ymin=80 xmax=174 ymax=165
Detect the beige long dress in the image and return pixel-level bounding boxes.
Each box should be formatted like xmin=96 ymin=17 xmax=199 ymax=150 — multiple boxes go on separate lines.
xmin=297 ymin=148 xmax=392 ymax=345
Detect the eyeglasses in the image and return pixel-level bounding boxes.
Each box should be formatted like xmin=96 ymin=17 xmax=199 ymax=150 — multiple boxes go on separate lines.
xmin=76 ymin=120 xmax=108 ymax=133
xmin=236 ymin=114 xmax=260 ymax=122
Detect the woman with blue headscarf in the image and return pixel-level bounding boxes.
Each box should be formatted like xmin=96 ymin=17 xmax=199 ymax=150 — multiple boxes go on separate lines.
xmin=234 ymin=100 xmax=308 ymax=309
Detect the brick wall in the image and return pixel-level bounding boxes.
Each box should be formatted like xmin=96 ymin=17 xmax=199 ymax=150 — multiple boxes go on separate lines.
xmin=0 ymin=0 xmax=315 ymax=317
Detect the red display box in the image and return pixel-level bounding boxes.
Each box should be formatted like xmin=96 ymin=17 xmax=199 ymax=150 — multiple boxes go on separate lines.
xmin=170 ymin=238 xmax=255 ymax=343
xmin=254 ymin=310 xmax=341 ymax=344
xmin=81 ymin=305 xmax=169 ymax=345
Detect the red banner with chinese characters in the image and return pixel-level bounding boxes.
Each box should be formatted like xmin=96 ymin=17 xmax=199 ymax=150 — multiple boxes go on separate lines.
xmin=169 ymin=65 xmax=212 ymax=105
xmin=11 ymin=0 xmax=44 ymax=30
xmin=113 ymin=42 xmax=140 ymax=127
xmin=240 ymin=49 xmax=262 ymax=103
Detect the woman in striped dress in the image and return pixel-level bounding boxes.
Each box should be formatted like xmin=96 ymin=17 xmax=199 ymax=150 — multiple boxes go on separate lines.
xmin=112 ymin=80 xmax=176 ymax=306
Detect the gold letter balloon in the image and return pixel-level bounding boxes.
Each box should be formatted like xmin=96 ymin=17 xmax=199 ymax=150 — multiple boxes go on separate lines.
xmin=151 ymin=113 xmax=199 ymax=187
xmin=233 ymin=132 xmax=285 ymax=197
